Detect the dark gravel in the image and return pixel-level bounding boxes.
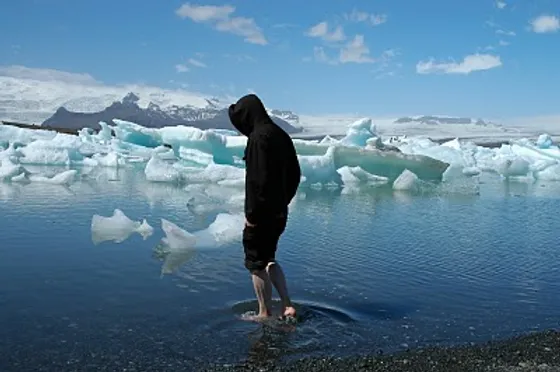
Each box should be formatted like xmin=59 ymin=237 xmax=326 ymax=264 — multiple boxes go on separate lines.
xmin=202 ymin=330 xmax=560 ymax=372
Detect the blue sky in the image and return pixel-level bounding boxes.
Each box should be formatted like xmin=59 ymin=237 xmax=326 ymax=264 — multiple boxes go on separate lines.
xmin=1 ymin=0 xmax=559 ymax=118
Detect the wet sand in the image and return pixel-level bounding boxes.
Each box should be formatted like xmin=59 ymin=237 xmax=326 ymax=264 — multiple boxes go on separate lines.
xmin=203 ymin=330 xmax=560 ymax=372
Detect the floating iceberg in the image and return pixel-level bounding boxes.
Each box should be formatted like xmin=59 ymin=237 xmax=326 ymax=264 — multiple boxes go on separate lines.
xmin=393 ymin=169 xmax=419 ymax=191
xmin=91 ymin=209 xmax=154 ymax=244
xmin=1 ymin=119 xmax=560 ymax=191
xmin=157 ymin=212 xmax=244 ymax=274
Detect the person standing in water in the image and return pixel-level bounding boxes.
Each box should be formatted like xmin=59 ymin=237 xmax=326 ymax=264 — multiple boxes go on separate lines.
xmin=228 ymin=94 xmax=301 ymax=320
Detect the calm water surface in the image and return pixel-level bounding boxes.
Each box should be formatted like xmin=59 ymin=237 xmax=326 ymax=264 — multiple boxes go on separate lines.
xmin=0 ymin=167 xmax=559 ymax=371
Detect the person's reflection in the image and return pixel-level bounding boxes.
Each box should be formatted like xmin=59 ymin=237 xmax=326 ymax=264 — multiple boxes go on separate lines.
xmin=245 ymin=321 xmax=296 ymax=366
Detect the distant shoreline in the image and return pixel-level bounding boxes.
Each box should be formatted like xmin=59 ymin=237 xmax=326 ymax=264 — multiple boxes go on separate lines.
xmin=0 ymin=120 xmax=540 ymax=149
xmin=0 ymin=120 xmax=87 ymax=135
xmin=291 ymin=133 xmax=515 ymax=148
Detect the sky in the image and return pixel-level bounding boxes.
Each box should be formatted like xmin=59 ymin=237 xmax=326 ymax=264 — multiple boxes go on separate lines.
xmin=0 ymin=0 xmax=559 ymax=120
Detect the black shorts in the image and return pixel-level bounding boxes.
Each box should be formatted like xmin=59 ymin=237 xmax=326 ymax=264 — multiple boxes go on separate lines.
xmin=242 ymin=215 xmax=288 ymax=273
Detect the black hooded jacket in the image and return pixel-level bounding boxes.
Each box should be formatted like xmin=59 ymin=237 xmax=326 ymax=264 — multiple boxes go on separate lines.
xmin=228 ymin=94 xmax=301 ymax=224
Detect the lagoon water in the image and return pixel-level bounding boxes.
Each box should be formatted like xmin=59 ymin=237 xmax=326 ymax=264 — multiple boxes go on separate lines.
xmin=1 ymin=167 xmax=559 ymax=371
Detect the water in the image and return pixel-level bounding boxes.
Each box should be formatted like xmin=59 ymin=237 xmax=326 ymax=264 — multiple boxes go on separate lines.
xmin=1 ymin=167 xmax=559 ymax=371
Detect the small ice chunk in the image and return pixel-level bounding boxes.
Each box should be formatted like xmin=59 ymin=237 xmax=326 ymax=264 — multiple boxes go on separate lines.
xmin=535 ymin=163 xmax=560 ymax=181
xmin=91 ymin=152 xmax=124 ymax=167
xmin=28 ymin=169 xmax=77 ymax=185
xmin=160 ymin=213 xmax=244 ymax=252
xmin=178 ymin=147 xmax=214 ymax=166
xmin=11 ymin=173 xmax=29 ymax=183
xmin=496 ymin=158 xmax=530 ymax=178
xmin=194 ymin=213 xmax=245 ymax=248
xmin=144 ymin=155 xmax=183 ymax=183
xmin=158 ymin=219 xmax=198 ymax=275
xmin=153 ymin=146 xmax=176 ymax=160
xmin=536 ymin=134 xmax=553 ymax=149
xmin=393 ymin=169 xmax=418 ymax=191
xmin=337 ymin=165 xmax=388 ymax=185
xmin=91 ymin=209 xmax=154 ymax=244
xmin=161 ymin=219 xmax=197 ymax=250
xmin=462 ymin=167 xmax=481 ymax=176
xmin=136 ymin=219 xmax=155 ymax=239
xmin=0 ymin=160 xmax=24 ymax=180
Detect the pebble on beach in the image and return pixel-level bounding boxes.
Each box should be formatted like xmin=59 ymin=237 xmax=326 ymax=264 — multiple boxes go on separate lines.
xmin=203 ymin=330 xmax=560 ymax=372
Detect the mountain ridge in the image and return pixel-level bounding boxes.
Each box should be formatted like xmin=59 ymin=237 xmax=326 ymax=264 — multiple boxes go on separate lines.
xmin=41 ymin=92 xmax=304 ymax=134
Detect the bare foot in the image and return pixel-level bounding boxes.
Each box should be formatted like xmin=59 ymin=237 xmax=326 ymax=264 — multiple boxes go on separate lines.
xmin=240 ymin=311 xmax=272 ymax=323
xmin=283 ymin=306 xmax=297 ymax=319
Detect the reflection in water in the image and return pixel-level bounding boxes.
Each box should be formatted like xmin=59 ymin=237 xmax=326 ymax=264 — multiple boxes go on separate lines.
xmin=153 ymin=241 xmax=196 ymax=276
xmin=245 ymin=324 xmax=296 ymax=366
xmin=0 ymin=183 xmax=20 ymax=201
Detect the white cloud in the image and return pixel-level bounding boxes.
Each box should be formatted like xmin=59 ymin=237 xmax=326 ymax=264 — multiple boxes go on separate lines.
xmin=175 ymin=57 xmax=207 ymax=72
xmin=0 ymin=65 xmax=219 ymax=124
xmin=175 ymin=64 xmax=190 ymax=73
xmin=499 ymin=40 xmax=510 ymax=46
xmin=496 ymin=1 xmax=507 ymax=9
xmin=496 ymin=29 xmax=516 ymax=36
xmin=223 ymin=53 xmax=256 ymax=63
xmin=530 ymin=15 xmax=560 ymax=33
xmin=313 ymin=46 xmax=330 ymax=63
xmin=345 ymin=9 xmax=387 ymax=26
xmin=188 ymin=58 xmax=207 ymax=68
xmin=0 ymin=65 xmax=97 ymax=84
xmin=306 ymin=35 xmax=390 ymax=66
xmin=176 ymin=3 xmax=267 ymax=45
xmin=175 ymin=3 xmax=234 ymax=21
xmin=339 ymin=35 xmax=375 ymax=64
xmin=306 ymin=21 xmax=346 ymax=42
xmin=416 ymin=53 xmax=502 ymax=75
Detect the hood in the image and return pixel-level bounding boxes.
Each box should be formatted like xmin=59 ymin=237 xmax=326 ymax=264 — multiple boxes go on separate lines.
xmin=228 ymin=94 xmax=273 ymax=137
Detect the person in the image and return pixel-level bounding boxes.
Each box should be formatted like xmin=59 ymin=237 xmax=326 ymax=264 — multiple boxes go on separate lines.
xmin=228 ymin=94 xmax=301 ymax=320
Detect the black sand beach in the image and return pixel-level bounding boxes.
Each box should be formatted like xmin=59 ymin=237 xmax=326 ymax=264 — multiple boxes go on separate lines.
xmin=203 ymin=330 xmax=560 ymax=372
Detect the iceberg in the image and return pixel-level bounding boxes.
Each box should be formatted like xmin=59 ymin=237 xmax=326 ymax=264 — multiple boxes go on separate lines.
xmin=28 ymin=169 xmax=77 ymax=185
xmin=393 ymin=169 xmax=419 ymax=191
xmin=91 ymin=209 xmax=154 ymax=244
xmin=1 ymin=117 xmax=560 ymax=193
xmin=160 ymin=213 xmax=244 ymax=251
xmin=156 ymin=213 xmax=244 ymax=274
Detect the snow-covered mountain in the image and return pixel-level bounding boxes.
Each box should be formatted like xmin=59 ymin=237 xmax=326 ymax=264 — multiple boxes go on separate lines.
xmin=0 ymin=66 xmax=303 ymax=133
xmin=0 ymin=68 xmax=221 ymax=125
xmin=41 ymin=92 xmax=303 ymax=134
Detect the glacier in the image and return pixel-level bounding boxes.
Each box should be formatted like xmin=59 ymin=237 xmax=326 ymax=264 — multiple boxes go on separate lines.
xmin=2 ymin=117 xmax=560 ymax=192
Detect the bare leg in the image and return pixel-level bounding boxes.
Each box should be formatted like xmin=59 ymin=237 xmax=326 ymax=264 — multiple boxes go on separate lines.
xmin=251 ymin=270 xmax=272 ymax=318
xmin=266 ymin=262 xmax=297 ymax=318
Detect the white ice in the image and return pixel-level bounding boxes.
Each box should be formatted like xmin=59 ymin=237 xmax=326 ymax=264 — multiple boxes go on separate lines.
xmin=160 ymin=212 xmax=244 ymax=251
xmin=393 ymin=169 xmax=419 ymax=191
xmin=1 ymin=118 xmax=560 ymax=195
xmin=91 ymin=209 xmax=154 ymax=245
xmin=157 ymin=213 xmax=244 ymax=274
xmin=28 ymin=169 xmax=77 ymax=185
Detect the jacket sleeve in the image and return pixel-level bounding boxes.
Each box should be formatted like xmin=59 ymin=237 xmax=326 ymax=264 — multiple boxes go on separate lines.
xmin=245 ymin=135 xmax=271 ymax=224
